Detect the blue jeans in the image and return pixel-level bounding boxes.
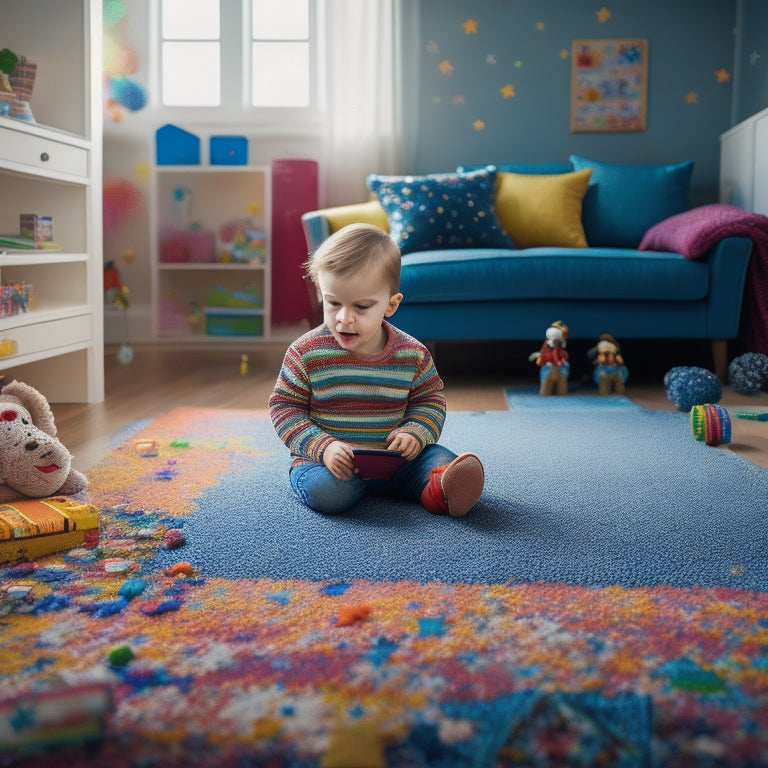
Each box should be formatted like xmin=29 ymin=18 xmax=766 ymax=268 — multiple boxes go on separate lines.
xmin=289 ymin=443 xmax=458 ymax=514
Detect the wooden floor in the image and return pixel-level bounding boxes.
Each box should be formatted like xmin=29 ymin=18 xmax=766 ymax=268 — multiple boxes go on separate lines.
xmin=49 ymin=341 xmax=768 ymax=473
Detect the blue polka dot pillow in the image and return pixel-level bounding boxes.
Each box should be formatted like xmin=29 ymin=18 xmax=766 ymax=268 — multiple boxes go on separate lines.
xmin=366 ymin=166 xmax=514 ymax=254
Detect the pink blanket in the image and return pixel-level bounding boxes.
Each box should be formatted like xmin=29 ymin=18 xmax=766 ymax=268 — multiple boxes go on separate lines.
xmin=640 ymin=203 xmax=768 ymax=355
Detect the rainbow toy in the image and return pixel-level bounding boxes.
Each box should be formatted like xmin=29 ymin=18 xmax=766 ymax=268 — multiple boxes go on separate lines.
xmin=690 ymin=403 xmax=732 ymax=446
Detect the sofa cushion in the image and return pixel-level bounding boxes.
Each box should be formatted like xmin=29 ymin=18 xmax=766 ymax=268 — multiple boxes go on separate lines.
xmin=399 ymin=248 xmax=708 ymax=303
xmin=325 ymin=199 xmax=390 ymax=234
xmin=366 ymin=166 xmax=514 ymax=255
xmin=569 ymin=155 xmax=694 ymax=248
xmin=494 ymin=168 xmax=592 ymax=248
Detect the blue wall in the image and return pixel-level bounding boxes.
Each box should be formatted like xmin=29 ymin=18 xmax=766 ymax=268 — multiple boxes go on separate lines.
xmin=409 ymin=0 xmax=739 ymax=205
xmin=733 ymin=0 xmax=768 ymax=123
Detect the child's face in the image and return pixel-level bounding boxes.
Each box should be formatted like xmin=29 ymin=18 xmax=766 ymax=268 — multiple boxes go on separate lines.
xmin=317 ymin=268 xmax=402 ymax=356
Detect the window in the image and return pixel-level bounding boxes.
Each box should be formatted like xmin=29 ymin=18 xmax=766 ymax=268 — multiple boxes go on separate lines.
xmin=161 ymin=0 xmax=220 ymax=107
xmin=251 ymin=0 xmax=310 ymax=107
xmin=160 ymin=0 xmax=313 ymax=111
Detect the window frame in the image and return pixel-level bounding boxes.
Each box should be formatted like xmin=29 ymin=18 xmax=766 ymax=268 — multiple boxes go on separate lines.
xmin=153 ymin=0 xmax=321 ymax=130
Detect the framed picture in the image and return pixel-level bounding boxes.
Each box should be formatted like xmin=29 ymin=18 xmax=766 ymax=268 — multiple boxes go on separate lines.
xmin=570 ymin=38 xmax=648 ymax=132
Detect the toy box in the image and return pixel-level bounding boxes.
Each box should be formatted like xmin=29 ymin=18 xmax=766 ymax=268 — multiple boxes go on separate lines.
xmin=19 ymin=214 xmax=52 ymax=243
xmin=210 ymin=135 xmax=248 ymax=165
xmin=155 ymin=124 xmax=200 ymax=165
xmin=0 ymin=497 xmax=99 ymax=565
xmin=204 ymin=308 xmax=264 ymax=336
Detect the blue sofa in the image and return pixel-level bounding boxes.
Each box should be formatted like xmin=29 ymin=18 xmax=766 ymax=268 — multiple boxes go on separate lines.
xmin=301 ymin=159 xmax=752 ymax=381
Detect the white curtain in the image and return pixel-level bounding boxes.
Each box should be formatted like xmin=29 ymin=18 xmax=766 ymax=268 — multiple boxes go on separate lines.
xmin=320 ymin=0 xmax=404 ymax=207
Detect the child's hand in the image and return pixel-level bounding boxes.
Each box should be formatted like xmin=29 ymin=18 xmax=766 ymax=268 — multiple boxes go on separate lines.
xmin=386 ymin=430 xmax=421 ymax=460
xmin=323 ymin=440 xmax=357 ymax=480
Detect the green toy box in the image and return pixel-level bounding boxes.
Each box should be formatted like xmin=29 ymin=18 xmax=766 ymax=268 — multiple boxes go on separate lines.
xmin=204 ymin=307 xmax=264 ymax=336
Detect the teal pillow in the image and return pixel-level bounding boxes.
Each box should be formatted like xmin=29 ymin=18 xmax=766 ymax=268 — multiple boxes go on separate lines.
xmin=569 ymin=155 xmax=694 ymax=248
xmin=366 ymin=167 xmax=514 ymax=255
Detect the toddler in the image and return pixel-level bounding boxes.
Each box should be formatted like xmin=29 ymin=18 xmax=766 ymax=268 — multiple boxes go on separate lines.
xmin=269 ymin=222 xmax=484 ymax=516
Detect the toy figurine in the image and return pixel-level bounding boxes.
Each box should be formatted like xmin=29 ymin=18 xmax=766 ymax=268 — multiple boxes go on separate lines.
xmin=588 ymin=333 xmax=628 ymax=394
xmin=530 ymin=320 xmax=569 ymax=395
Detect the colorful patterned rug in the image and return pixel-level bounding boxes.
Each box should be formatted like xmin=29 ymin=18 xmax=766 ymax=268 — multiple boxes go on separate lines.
xmin=1 ymin=406 xmax=767 ymax=766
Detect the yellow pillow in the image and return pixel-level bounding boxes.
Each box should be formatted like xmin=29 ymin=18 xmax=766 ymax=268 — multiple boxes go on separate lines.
xmin=325 ymin=199 xmax=390 ymax=234
xmin=495 ymin=168 xmax=592 ymax=248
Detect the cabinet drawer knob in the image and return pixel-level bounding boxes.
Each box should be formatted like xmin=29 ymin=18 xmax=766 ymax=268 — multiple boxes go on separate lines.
xmin=40 ymin=152 xmax=50 ymax=162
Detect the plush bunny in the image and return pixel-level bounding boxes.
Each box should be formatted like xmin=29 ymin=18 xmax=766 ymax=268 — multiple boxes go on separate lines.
xmin=0 ymin=379 xmax=87 ymax=503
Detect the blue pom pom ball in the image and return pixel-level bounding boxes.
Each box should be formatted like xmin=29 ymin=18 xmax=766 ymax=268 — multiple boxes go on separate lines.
xmin=664 ymin=366 xmax=723 ymax=412
xmin=728 ymin=352 xmax=768 ymax=395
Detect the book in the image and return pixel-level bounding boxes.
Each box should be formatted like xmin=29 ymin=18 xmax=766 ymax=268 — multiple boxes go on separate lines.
xmin=0 ymin=235 xmax=61 ymax=252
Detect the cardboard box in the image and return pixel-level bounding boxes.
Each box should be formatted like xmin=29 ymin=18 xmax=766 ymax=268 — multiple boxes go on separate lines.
xmin=0 ymin=498 xmax=99 ymax=565
xmin=19 ymin=214 xmax=53 ymax=243
xmin=205 ymin=307 xmax=264 ymax=336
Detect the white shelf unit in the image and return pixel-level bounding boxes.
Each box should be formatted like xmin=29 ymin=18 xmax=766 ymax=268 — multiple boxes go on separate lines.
xmin=719 ymin=106 xmax=768 ymax=215
xmin=150 ymin=164 xmax=273 ymax=341
xmin=0 ymin=0 xmax=103 ymax=403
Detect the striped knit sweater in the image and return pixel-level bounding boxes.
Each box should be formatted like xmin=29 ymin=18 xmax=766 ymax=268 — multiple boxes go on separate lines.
xmin=269 ymin=322 xmax=446 ymax=465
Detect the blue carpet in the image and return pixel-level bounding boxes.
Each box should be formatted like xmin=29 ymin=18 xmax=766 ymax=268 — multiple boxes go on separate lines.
xmin=144 ymin=404 xmax=768 ymax=591
xmin=505 ymin=384 xmax=640 ymax=409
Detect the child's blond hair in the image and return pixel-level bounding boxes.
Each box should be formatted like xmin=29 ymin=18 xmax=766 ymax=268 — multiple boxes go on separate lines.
xmin=305 ymin=223 xmax=401 ymax=295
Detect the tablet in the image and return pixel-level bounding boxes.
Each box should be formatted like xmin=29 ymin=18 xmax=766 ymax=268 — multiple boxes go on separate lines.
xmin=352 ymin=448 xmax=407 ymax=480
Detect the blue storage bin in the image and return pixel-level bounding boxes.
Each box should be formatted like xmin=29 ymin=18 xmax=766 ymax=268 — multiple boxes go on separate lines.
xmin=156 ymin=124 xmax=200 ymax=165
xmin=210 ymin=136 xmax=248 ymax=165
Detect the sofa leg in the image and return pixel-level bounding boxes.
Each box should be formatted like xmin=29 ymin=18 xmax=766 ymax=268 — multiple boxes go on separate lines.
xmin=711 ymin=339 xmax=728 ymax=383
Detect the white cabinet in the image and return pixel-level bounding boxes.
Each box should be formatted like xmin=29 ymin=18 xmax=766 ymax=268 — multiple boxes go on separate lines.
xmin=719 ymin=106 xmax=768 ymax=215
xmin=150 ymin=163 xmax=273 ymax=341
xmin=0 ymin=0 xmax=103 ymax=403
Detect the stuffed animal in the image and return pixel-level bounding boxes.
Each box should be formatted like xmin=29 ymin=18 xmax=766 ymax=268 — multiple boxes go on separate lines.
xmin=529 ymin=320 xmax=569 ymax=395
xmin=0 ymin=379 xmax=87 ymax=502
xmin=588 ymin=333 xmax=629 ymax=394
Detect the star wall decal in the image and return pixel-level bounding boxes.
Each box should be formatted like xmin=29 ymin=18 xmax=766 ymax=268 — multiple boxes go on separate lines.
xmin=596 ymin=7 xmax=611 ymax=23
xmin=714 ymin=67 xmax=732 ymax=83
xmin=462 ymin=18 xmax=478 ymax=34
xmin=500 ymin=84 xmax=516 ymax=98
xmin=684 ymin=91 xmax=699 ymax=104
xmin=473 ymin=119 xmax=486 ymax=131
xmin=536 ymin=21 xmax=545 ymax=31
xmin=452 ymin=94 xmax=465 ymax=105
xmin=749 ymin=50 xmax=761 ymax=65
xmin=486 ymin=54 xmax=497 ymax=65
xmin=560 ymin=49 xmax=570 ymax=59
xmin=426 ymin=41 xmax=439 ymax=54
xmin=438 ymin=60 xmax=454 ymax=75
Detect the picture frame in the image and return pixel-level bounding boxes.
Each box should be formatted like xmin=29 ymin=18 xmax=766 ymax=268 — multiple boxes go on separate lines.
xmin=570 ymin=38 xmax=648 ymax=133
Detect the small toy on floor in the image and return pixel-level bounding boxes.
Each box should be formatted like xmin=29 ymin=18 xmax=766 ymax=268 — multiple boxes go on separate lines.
xmin=664 ymin=366 xmax=723 ymax=412
xmin=728 ymin=352 xmax=768 ymax=395
xmin=529 ymin=320 xmax=569 ymax=395
xmin=588 ymin=333 xmax=628 ymax=394
xmin=690 ymin=403 xmax=731 ymax=446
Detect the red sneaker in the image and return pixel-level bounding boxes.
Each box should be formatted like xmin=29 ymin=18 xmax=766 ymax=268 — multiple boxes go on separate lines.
xmin=420 ymin=453 xmax=484 ymax=517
